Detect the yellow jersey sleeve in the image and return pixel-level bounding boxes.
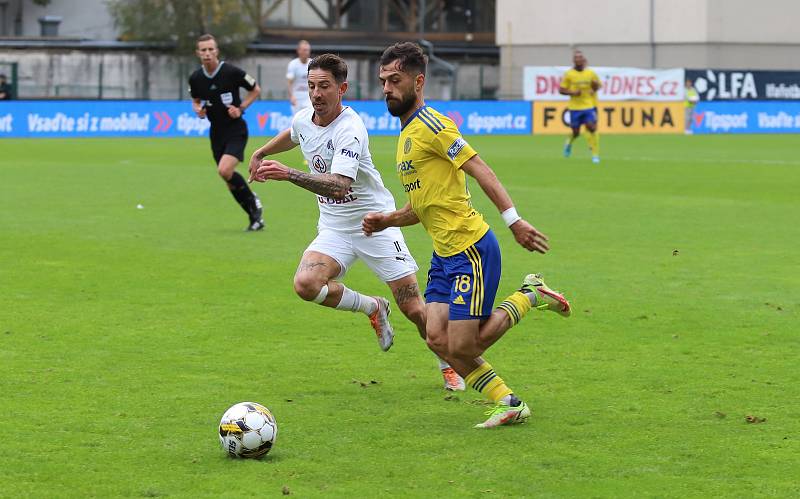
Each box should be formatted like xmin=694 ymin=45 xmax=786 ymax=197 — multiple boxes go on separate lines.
xmin=559 ymin=71 xmax=572 ymax=92
xmin=589 ymin=69 xmax=601 ymax=87
xmin=431 ymin=121 xmax=477 ymax=169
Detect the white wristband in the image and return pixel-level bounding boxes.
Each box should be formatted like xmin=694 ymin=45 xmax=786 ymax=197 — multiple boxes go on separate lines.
xmin=501 ymin=207 xmax=521 ymax=227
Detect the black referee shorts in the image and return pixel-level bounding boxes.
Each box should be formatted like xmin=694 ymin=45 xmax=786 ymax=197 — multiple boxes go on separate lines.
xmin=210 ymin=126 xmax=248 ymax=164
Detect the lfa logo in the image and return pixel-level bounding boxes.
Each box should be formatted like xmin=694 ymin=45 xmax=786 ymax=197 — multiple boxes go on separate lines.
xmin=694 ymin=70 xmax=758 ymax=100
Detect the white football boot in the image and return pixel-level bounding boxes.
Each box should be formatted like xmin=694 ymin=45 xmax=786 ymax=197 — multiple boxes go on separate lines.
xmin=368 ymin=297 xmax=394 ymax=351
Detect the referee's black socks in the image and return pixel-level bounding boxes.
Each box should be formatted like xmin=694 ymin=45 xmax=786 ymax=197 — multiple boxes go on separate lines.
xmin=227 ymin=171 xmax=260 ymax=219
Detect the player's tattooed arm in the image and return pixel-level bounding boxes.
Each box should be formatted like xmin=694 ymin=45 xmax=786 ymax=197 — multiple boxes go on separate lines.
xmin=252 ymin=159 xmax=352 ymax=199
xmin=286 ymin=171 xmax=353 ymax=199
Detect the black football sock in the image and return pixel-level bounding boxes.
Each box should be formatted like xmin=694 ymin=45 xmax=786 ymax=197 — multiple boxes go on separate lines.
xmin=227 ymin=171 xmax=258 ymax=218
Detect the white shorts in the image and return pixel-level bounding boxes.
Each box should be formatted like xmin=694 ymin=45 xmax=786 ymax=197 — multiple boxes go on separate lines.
xmin=305 ymin=227 xmax=419 ymax=282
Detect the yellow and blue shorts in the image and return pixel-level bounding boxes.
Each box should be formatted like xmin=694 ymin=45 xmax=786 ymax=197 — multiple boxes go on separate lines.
xmin=424 ymin=229 xmax=502 ymax=321
xmin=568 ymin=107 xmax=598 ymax=129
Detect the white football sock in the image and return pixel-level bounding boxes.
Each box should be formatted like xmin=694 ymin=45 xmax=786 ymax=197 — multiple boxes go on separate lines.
xmin=336 ymin=285 xmax=377 ymax=315
xmin=523 ymin=290 xmax=538 ymax=306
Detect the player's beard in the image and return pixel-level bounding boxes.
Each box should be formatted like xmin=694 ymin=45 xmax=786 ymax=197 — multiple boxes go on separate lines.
xmin=385 ymin=90 xmax=416 ymax=117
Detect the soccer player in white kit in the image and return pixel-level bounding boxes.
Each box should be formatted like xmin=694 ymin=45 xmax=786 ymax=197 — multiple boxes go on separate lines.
xmin=286 ymin=40 xmax=312 ymax=115
xmin=249 ymin=54 xmax=464 ymax=391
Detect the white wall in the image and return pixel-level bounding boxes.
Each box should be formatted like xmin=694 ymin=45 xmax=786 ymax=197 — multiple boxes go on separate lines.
xmin=497 ymin=0 xmax=652 ymax=45
xmin=497 ymin=0 xmax=800 ymax=98
xmin=497 ymin=0 xmax=800 ymax=45
xmin=654 ymin=0 xmax=708 ymax=43
xmin=708 ymin=0 xmax=800 ymax=43
xmin=18 ymin=0 xmax=116 ymax=39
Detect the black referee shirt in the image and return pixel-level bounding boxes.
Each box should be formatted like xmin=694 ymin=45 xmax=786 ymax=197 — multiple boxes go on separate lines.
xmin=188 ymin=62 xmax=257 ymax=130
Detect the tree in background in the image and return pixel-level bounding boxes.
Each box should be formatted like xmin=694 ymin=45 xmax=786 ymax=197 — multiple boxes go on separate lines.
xmin=109 ymin=0 xmax=259 ymax=58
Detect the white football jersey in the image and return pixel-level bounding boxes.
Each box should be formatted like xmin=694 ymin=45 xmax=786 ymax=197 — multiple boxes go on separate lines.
xmin=286 ymin=58 xmax=311 ymax=106
xmin=290 ymin=106 xmax=397 ymax=232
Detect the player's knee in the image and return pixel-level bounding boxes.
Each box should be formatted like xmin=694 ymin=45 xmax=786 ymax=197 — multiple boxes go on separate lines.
xmin=293 ymin=275 xmax=322 ymax=302
xmin=425 ymin=334 xmax=448 ymax=356
xmin=217 ymin=164 xmax=234 ymax=181
xmin=449 ymin=338 xmax=481 ymax=359
xmin=475 ymin=336 xmax=493 ymax=354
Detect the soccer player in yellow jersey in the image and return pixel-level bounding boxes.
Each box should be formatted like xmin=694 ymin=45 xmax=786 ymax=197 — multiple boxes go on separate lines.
xmin=559 ymin=49 xmax=601 ymax=164
xmin=364 ymin=42 xmax=572 ymax=429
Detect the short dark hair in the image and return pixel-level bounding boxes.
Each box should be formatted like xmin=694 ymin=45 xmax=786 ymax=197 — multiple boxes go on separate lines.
xmin=380 ymin=42 xmax=427 ymax=75
xmin=307 ymin=53 xmax=348 ymax=84
xmin=196 ymin=33 xmax=216 ymax=45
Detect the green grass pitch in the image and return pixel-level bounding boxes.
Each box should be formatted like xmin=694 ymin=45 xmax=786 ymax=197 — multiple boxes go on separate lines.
xmin=1 ymin=133 xmax=798 ymax=497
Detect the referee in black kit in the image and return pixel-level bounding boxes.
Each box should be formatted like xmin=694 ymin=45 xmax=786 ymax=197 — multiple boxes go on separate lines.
xmin=189 ymin=34 xmax=264 ymax=231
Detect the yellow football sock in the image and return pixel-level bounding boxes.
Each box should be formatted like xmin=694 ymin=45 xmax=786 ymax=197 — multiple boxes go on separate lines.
xmin=464 ymin=362 xmax=513 ymax=402
xmin=587 ymin=131 xmax=600 ymax=156
xmin=497 ymin=291 xmax=532 ymax=327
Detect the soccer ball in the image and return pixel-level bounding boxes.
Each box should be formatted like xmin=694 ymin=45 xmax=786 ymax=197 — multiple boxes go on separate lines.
xmin=218 ymin=402 xmax=277 ymax=458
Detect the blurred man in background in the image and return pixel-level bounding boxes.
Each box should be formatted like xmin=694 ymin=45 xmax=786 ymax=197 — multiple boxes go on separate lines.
xmin=559 ymin=50 xmax=601 ymax=164
xmin=286 ymin=40 xmax=312 ymax=116
xmin=189 ymin=34 xmax=264 ymax=231
xmin=0 ymin=74 xmax=11 ymax=100
xmin=684 ymin=78 xmax=700 ymax=134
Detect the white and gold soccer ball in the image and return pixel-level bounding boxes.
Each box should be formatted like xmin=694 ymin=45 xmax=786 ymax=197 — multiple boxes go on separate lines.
xmin=218 ymin=402 xmax=277 ymax=458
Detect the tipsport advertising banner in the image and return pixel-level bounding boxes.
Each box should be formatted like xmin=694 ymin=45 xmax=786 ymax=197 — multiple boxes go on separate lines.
xmin=689 ymin=101 xmax=800 ymax=134
xmin=686 ymin=69 xmax=800 ymax=101
xmin=523 ymin=67 xmax=685 ymax=102
xmin=533 ymin=101 xmax=685 ymax=134
xmin=0 ymin=100 xmax=531 ymax=138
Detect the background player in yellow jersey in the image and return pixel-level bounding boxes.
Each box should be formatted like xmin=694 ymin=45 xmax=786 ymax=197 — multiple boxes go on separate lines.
xmin=559 ymin=49 xmax=602 ymax=164
xmin=364 ymin=42 xmax=572 ymax=428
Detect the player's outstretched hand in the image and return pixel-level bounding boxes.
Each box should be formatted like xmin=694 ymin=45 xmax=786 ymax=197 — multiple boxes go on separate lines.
xmin=247 ymin=153 xmax=263 ymax=182
xmin=253 ymin=159 xmax=291 ymax=182
xmin=510 ymin=219 xmax=549 ymax=253
xmin=362 ymin=212 xmax=389 ymax=236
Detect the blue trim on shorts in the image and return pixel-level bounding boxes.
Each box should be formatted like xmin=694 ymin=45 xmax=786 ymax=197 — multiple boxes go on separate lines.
xmin=569 ymin=107 xmax=598 ymax=129
xmin=424 ymin=229 xmax=502 ymax=321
